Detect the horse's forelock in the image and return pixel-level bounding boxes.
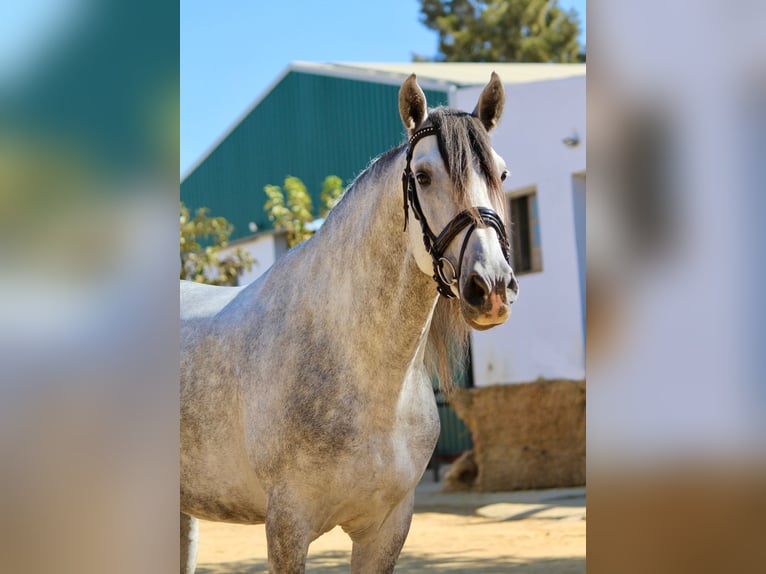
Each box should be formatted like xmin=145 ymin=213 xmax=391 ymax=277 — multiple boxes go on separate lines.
xmin=427 ymin=108 xmax=507 ymax=223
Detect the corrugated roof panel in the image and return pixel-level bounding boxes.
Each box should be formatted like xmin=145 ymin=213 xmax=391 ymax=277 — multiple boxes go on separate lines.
xmin=299 ymin=61 xmax=586 ymax=87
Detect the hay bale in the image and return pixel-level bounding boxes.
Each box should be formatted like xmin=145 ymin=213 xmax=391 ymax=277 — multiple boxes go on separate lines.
xmin=442 ymin=449 xmax=478 ymax=491
xmin=448 ymin=379 xmax=585 ymax=491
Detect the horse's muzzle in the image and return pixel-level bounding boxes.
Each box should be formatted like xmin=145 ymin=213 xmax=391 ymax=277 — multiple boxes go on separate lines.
xmin=460 ymin=271 xmax=519 ymax=330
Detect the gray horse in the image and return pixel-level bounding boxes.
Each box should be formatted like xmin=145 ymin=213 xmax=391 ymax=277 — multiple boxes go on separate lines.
xmin=180 ymin=73 xmax=518 ymax=573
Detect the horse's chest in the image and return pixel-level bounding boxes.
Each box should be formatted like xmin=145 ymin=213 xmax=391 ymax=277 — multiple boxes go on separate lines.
xmin=320 ymin=403 xmax=438 ymax=530
xmin=351 ymin=383 xmax=440 ymax=490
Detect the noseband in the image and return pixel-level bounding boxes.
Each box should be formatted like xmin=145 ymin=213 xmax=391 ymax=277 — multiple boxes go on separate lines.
xmin=402 ymin=126 xmax=511 ymax=299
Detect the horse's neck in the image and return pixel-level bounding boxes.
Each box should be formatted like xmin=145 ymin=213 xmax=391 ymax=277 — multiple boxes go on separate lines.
xmin=300 ymin=155 xmax=438 ymax=385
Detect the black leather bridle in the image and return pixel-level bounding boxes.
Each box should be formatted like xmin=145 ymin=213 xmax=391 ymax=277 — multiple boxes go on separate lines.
xmin=402 ymin=126 xmax=512 ymax=299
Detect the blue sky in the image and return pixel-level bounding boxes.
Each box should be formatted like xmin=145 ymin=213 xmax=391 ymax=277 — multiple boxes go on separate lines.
xmin=181 ymin=0 xmax=586 ymax=176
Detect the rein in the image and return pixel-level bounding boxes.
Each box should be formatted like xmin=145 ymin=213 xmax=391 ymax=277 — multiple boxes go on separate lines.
xmin=402 ymin=126 xmax=511 ymax=299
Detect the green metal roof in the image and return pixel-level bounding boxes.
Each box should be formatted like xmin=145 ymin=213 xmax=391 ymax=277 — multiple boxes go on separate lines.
xmin=182 ymin=70 xmax=449 ymax=240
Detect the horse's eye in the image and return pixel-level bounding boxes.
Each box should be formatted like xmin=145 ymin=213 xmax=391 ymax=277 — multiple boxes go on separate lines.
xmin=500 ymin=170 xmax=509 ymax=182
xmin=416 ymin=173 xmax=431 ymax=186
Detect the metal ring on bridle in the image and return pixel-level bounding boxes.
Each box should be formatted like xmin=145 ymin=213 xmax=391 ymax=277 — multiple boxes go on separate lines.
xmin=435 ymin=257 xmax=457 ymax=287
xmin=402 ymin=126 xmax=512 ymax=300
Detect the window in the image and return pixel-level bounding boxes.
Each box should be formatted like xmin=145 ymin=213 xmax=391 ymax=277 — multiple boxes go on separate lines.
xmin=508 ymin=190 xmax=542 ymax=274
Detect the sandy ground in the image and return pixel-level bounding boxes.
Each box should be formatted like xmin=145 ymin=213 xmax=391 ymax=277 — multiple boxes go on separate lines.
xmin=194 ymin=477 xmax=585 ymax=573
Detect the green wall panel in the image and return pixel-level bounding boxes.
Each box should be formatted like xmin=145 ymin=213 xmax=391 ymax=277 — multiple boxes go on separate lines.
xmin=182 ymin=71 xmax=448 ymax=240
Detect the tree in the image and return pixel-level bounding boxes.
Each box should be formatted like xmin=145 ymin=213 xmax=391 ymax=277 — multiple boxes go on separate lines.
xmin=264 ymin=175 xmax=344 ymax=248
xmin=180 ymin=202 xmax=255 ymax=285
xmin=418 ymin=0 xmax=584 ymax=63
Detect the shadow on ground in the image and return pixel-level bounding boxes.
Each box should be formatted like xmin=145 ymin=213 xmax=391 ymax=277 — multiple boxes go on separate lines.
xmin=412 ymin=486 xmax=586 ymax=518
xmin=196 ymin=552 xmax=585 ymax=573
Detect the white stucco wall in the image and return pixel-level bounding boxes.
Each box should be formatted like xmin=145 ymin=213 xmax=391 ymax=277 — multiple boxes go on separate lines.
xmin=219 ymin=232 xmax=280 ymax=285
xmin=452 ymin=76 xmax=586 ymax=385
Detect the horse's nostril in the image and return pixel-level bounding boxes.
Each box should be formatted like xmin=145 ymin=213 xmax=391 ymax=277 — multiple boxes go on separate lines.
xmin=463 ymin=273 xmax=489 ymax=308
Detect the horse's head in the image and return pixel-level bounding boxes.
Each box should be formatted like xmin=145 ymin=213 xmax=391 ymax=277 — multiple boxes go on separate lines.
xmin=399 ymin=73 xmax=519 ymax=330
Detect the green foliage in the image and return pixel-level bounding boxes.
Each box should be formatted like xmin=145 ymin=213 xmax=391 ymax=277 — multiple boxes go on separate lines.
xmin=180 ymin=202 xmax=255 ymax=285
xmin=418 ymin=0 xmax=584 ymax=63
xmin=264 ymin=175 xmax=344 ymax=248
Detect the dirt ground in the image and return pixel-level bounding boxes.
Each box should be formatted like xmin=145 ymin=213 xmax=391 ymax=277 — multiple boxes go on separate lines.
xmin=194 ymin=476 xmax=585 ymax=573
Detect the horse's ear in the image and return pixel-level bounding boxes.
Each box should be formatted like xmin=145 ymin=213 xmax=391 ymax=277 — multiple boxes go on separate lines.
xmin=399 ymin=74 xmax=428 ymax=135
xmin=473 ymin=71 xmax=505 ymax=132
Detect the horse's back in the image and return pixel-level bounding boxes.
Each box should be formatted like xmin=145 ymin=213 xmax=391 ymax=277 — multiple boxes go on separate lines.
xmin=180 ymin=280 xmax=244 ymax=322
xmin=180 ymin=279 xmax=270 ymax=523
